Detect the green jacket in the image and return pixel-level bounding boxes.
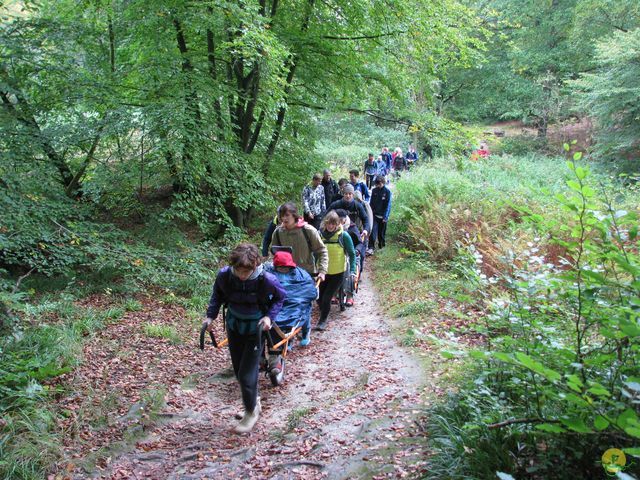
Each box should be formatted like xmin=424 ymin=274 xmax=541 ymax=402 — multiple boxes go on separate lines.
xmin=271 ymin=222 xmax=329 ymax=276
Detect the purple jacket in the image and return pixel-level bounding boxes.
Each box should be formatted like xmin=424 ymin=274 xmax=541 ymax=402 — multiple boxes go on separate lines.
xmin=206 ymin=266 xmax=286 ymax=321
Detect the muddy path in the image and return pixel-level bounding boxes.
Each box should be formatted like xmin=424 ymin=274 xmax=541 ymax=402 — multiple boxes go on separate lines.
xmin=58 ymin=265 xmax=430 ymax=479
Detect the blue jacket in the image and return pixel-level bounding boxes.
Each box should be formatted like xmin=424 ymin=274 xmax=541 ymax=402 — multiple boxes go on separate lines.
xmin=264 ymin=265 xmax=316 ymax=328
xmin=381 ymin=152 xmax=392 ymax=171
xmin=351 ymin=181 xmax=369 ymax=202
xmin=363 ymin=159 xmax=378 ymax=176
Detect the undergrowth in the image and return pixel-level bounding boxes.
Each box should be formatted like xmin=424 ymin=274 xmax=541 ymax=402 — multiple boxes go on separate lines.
xmin=0 ymin=218 xmax=224 ymax=478
xmin=378 ymin=152 xmax=640 ymax=479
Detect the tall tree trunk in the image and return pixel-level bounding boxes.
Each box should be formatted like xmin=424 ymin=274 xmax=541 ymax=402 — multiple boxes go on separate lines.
xmin=1 ymin=89 xmax=74 ymax=189
xmin=173 ymin=18 xmax=206 ymax=193
xmin=206 ymin=25 xmax=225 ymax=133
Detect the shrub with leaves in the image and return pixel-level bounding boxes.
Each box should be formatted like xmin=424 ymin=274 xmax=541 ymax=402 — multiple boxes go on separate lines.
xmin=424 ymin=157 xmax=640 ymax=478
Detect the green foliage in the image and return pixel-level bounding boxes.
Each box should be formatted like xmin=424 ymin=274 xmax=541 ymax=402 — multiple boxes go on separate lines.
xmin=416 ymin=160 xmax=640 ymax=478
xmin=1 ymin=0 xmax=484 ymax=239
xmin=412 ymin=112 xmax=476 ymax=158
xmin=0 ymin=407 xmax=60 ymax=480
xmin=0 ymin=300 xmax=110 ymax=478
xmin=142 ymin=323 xmax=181 ymax=344
xmin=0 ymin=171 xmax=94 ymax=276
xmin=571 ymin=27 xmax=640 ymax=168
xmin=492 ymin=135 xmax=551 ymax=157
xmin=392 ymin=154 xmax=570 ymax=261
xmin=315 ymin=113 xmax=411 ymax=169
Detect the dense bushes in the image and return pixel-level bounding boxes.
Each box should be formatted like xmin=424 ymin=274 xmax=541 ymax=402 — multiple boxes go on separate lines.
xmin=0 ymin=182 xmax=224 ymax=477
xmin=392 ymin=153 xmax=640 ymax=478
xmin=393 ymin=154 xmax=568 ymax=262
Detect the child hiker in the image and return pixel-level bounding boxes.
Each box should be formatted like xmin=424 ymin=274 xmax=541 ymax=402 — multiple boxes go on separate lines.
xmin=317 ymin=211 xmax=357 ymax=330
xmin=203 ymin=243 xmax=286 ymax=433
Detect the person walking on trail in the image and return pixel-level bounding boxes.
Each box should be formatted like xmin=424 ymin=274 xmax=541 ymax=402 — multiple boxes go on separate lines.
xmin=477 ymin=142 xmax=490 ymax=158
xmin=376 ymin=155 xmax=388 ymax=177
xmin=354 ymin=190 xmax=374 ymax=230
xmin=203 ymin=243 xmax=286 ymax=434
xmin=368 ymin=175 xmax=392 ymax=254
xmin=336 ymin=209 xmax=364 ymax=306
xmin=325 ymin=184 xmax=370 ymax=241
xmin=381 ymin=147 xmax=393 ymax=174
xmin=271 ymin=202 xmax=328 ymax=281
xmin=354 ymin=190 xmax=373 ymax=258
xmin=363 ymin=153 xmax=378 ymax=189
xmin=331 ymin=178 xmax=349 ymax=204
xmin=302 ymin=173 xmax=326 ymax=230
xmin=321 ymin=169 xmax=339 ymax=209
xmin=349 ymin=169 xmax=370 ymax=202
xmin=261 ymin=212 xmax=278 ymax=257
xmin=406 ymin=145 xmax=418 ymax=169
xmin=392 ymin=148 xmax=407 ymax=178
xmin=316 ymin=211 xmax=357 ymax=330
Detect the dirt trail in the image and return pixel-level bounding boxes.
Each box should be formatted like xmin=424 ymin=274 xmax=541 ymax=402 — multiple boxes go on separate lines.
xmin=63 ymin=266 xmax=429 ymax=479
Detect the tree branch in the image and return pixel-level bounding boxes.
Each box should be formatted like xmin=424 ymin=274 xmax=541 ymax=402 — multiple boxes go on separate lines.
xmin=322 ymin=31 xmax=402 ymax=41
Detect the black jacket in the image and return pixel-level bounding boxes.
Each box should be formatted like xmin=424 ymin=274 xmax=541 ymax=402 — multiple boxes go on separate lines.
xmin=370 ymin=185 xmax=392 ymax=220
xmin=321 ymin=178 xmax=339 ymax=209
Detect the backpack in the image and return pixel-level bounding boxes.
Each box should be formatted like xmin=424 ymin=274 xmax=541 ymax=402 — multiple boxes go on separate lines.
xmin=221 ymin=268 xmax=268 ymax=316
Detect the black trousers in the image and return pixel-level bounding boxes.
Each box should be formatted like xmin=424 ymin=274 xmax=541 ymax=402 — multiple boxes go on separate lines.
xmin=318 ymin=272 xmax=344 ymax=323
xmin=227 ymin=328 xmax=263 ymax=413
xmin=365 ymin=174 xmax=376 ymax=189
xmin=370 ymin=216 xmax=387 ymax=249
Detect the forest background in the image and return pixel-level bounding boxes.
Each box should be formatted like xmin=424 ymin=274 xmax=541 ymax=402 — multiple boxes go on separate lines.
xmin=1 ymin=0 xmax=640 ymax=478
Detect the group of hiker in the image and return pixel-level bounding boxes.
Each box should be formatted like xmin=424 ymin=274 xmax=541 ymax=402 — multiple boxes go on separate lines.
xmin=363 ymin=146 xmax=420 ymax=186
xmin=203 ymin=148 xmax=404 ymax=434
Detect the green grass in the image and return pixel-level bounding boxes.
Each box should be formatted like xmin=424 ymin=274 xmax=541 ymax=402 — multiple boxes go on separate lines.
xmin=394 ymin=300 xmax=437 ymax=318
xmin=0 ymin=302 xmax=112 ymax=479
xmin=142 ymin=322 xmax=181 ymax=344
xmin=121 ymin=298 xmax=143 ymax=312
xmin=285 ymin=407 xmax=314 ymax=432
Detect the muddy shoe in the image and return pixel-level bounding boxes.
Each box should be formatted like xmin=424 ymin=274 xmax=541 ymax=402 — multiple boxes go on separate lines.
xmin=234 ymin=400 xmax=261 ymax=434
xmin=268 ymin=354 xmax=282 ymax=375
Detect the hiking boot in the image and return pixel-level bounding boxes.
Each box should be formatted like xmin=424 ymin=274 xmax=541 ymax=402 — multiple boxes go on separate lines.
xmin=299 ymin=329 xmax=311 ymax=347
xmin=234 ymin=399 xmax=261 ymax=434
xmin=316 ymin=320 xmax=327 ymax=331
xmin=345 ymin=297 xmax=354 ymax=307
xmin=268 ymin=354 xmax=282 ymax=375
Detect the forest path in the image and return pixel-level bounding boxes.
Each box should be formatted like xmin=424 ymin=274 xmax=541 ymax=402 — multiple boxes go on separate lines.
xmin=59 ymin=264 xmax=430 ymax=479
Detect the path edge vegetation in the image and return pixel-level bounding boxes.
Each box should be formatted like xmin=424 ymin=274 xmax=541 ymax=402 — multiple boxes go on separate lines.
xmin=371 ymin=152 xmax=640 ymax=479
